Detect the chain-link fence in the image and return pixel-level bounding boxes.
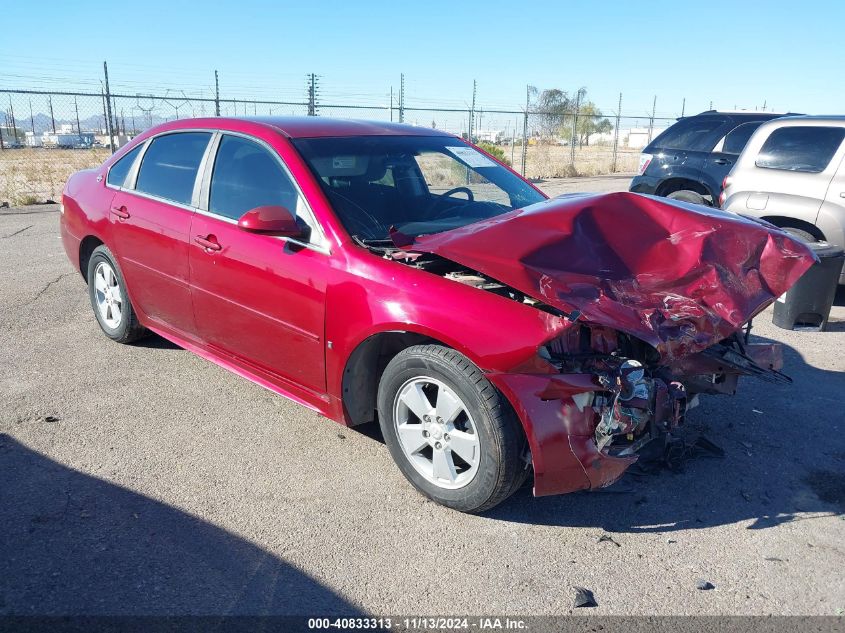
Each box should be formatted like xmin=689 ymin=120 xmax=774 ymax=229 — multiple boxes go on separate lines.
xmin=0 ymin=84 xmax=676 ymax=206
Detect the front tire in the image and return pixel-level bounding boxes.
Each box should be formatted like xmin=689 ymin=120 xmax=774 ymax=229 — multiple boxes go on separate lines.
xmin=87 ymin=245 xmax=146 ymax=343
xmin=377 ymin=345 xmax=528 ymax=513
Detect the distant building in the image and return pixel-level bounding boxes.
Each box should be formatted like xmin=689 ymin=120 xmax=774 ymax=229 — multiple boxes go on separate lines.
xmin=41 ymin=131 xmax=95 ymax=149
xmin=625 ymin=127 xmax=668 ymax=149
xmin=0 ymin=125 xmax=25 ymax=147
xmin=474 ymin=129 xmax=505 ymax=143
xmin=24 ymin=131 xmax=42 ymax=147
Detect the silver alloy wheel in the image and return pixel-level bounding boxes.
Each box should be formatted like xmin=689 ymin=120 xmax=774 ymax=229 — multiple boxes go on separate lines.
xmin=93 ymin=261 xmax=123 ymax=329
xmin=393 ymin=376 xmax=481 ymax=489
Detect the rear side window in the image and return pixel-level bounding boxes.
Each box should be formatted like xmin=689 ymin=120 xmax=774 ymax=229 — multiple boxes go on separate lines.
xmin=107 ymin=144 xmax=143 ymax=187
xmin=209 ymin=135 xmax=301 ymax=221
xmin=135 ymin=132 xmax=211 ymax=205
xmin=755 ymin=126 xmax=845 ymax=173
xmin=722 ymin=121 xmax=764 ymax=154
xmin=650 ymin=117 xmax=726 ymax=151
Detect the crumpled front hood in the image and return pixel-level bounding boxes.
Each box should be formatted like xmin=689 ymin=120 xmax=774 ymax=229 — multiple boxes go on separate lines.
xmin=392 ymin=192 xmax=817 ymax=360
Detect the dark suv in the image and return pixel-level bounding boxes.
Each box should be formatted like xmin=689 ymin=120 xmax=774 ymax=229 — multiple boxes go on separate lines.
xmin=629 ymin=111 xmax=790 ymax=206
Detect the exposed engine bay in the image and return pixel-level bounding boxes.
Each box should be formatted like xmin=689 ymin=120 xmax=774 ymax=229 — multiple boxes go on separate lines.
xmin=364 ymin=243 xmax=789 ymax=467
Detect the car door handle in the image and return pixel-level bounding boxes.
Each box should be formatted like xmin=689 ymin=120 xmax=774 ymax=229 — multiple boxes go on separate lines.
xmin=194 ymin=235 xmax=222 ymax=251
xmin=713 ymin=158 xmax=732 ymax=165
xmin=110 ymin=206 xmax=130 ymax=219
xmin=840 ymin=192 xmax=845 ymax=198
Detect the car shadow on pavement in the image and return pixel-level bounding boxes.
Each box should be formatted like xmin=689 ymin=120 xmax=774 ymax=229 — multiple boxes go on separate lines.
xmin=486 ymin=335 xmax=845 ymax=532
xmin=132 ymin=333 xmax=182 ymax=351
xmin=0 ymin=434 xmax=363 ymax=616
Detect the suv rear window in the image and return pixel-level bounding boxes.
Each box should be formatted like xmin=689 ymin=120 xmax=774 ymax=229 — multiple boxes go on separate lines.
xmin=650 ymin=116 xmax=726 ymax=151
xmin=135 ymin=132 xmax=212 ymax=205
xmin=755 ymin=126 xmax=845 ymax=173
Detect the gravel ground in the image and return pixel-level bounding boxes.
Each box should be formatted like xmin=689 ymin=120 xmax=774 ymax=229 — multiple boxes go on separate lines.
xmin=1 ymin=175 xmax=844 ymax=617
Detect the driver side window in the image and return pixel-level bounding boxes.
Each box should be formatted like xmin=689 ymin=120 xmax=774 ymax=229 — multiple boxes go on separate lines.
xmin=414 ymin=150 xmax=511 ymax=205
xmin=209 ymin=135 xmax=301 ymax=221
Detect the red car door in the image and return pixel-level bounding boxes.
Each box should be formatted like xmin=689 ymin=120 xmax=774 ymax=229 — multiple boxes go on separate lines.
xmin=110 ymin=131 xmax=212 ymax=336
xmin=188 ymin=133 xmax=328 ymax=394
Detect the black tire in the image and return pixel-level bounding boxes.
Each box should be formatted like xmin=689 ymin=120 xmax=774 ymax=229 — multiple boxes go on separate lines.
xmin=87 ymin=245 xmax=146 ymax=344
xmin=666 ymin=189 xmax=710 ymax=206
xmin=377 ymin=345 xmax=528 ymax=513
xmin=781 ymin=226 xmax=817 ymax=243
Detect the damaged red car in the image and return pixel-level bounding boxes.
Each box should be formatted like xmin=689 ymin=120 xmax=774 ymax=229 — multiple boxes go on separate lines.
xmin=60 ymin=117 xmax=816 ymax=512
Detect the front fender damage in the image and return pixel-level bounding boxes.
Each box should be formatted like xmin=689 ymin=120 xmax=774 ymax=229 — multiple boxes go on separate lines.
xmin=385 ymin=192 xmax=818 ymax=498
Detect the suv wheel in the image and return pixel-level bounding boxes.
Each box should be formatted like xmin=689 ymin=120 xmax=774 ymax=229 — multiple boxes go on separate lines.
xmin=377 ymin=345 xmax=528 ymax=513
xmin=667 ymin=190 xmax=710 ymax=206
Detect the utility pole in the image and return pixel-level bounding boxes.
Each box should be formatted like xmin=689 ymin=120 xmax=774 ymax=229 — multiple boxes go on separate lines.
xmin=468 ymin=79 xmax=476 ymax=142
xmin=101 ymin=91 xmax=108 ymax=137
xmin=103 ymin=61 xmax=115 ymax=152
xmin=521 ymin=84 xmax=529 ymax=176
xmin=399 ymin=73 xmax=405 ymax=123
xmin=611 ymin=92 xmax=622 ymax=173
xmin=214 ymin=70 xmax=220 ymax=116
xmin=29 ymin=99 xmax=35 ymax=138
xmin=390 ymin=86 xmax=393 ymax=122
xmin=570 ymin=89 xmax=582 ymax=167
xmin=74 ymin=96 xmax=81 ymax=133
xmin=8 ymin=95 xmax=16 ymax=145
xmin=307 ymin=73 xmax=319 ymax=116
xmin=681 ymin=97 xmax=686 ymax=118
xmin=49 ymin=95 xmax=56 ymax=133
xmin=647 ymin=95 xmax=657 ymax=144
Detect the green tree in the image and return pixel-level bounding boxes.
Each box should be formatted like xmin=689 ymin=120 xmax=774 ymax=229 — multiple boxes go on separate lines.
xmin=478 ymin=141 xmax=511 ymax=166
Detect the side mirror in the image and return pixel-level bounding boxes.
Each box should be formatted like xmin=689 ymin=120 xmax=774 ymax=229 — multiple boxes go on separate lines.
xmin=237 ymin=205 xmax=302 ymax=237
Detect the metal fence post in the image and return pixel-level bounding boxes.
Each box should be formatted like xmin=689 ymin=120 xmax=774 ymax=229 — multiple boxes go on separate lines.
xmin=647 ymin=95 xmax=656 ymax=144
xmin=468 ymin=80 xmax=476 ymax=141
xmin=103 ymin=61 xmax=116 ymax=152
xmin=521 ymin=85 xmax=529 ymax=176
xmin=214 ymin=70 xmax=221 ymax=116
xmin=611 ymin=92 xmax=622 ymax=173
xmin=399 ymin=73 xmax=405 ymax=123
xmin=570 ymin=91 xmax=581 ymax=168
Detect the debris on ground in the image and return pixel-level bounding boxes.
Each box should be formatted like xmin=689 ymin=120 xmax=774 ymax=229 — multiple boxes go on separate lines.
xmin=597 ymin=534 xmax=621 ymax=547
xmin=43 ymin=415 xmax=60 ymax=423
xmin=696 ymin=579 xmax=715 ymax=591
xmin=573 ymin=586 xmax=597 ymax=608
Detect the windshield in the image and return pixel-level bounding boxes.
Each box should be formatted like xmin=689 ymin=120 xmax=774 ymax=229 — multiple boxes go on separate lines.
xmin=291 ymin=135 xmax=545 ymax=241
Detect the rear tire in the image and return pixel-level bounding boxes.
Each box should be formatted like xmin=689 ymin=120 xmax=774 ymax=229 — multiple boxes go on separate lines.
xmin=377 ymin=345 xmax=528 ymax=513
xmin=667 ymin=189 xmax=710 ymax=206
xmin=87 ymin=245 xmax=146 ymax=344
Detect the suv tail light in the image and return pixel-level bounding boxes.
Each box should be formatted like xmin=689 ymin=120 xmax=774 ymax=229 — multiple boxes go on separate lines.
xmin=719 ymin=175 xmax=732 ymax=207
xmin=637 ymin=153 xmax=653 ymax=175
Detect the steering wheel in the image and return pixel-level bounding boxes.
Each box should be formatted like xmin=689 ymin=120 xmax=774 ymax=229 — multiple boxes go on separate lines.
xmin=431 ymin=186 xmax=475 ymax=219
xmin=441 ymin=186 xmax=474 ymax=202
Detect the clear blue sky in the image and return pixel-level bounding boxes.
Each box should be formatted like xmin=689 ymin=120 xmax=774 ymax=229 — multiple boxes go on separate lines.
xmin=1 ymin=0 xmax=840 ymax=120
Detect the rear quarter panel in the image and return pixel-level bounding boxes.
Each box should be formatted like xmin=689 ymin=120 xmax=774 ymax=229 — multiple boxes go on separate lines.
xmin=61 ymin=167 xmax=115 ymax=275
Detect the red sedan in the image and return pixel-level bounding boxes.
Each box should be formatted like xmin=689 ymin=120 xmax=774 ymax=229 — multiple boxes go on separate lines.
xmin=60 ymin=117 xmax=814 ymax=512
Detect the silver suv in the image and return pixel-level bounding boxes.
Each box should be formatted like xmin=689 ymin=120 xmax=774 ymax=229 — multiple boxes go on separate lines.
xmin=721 ymin=116 xmax=845 ymax=281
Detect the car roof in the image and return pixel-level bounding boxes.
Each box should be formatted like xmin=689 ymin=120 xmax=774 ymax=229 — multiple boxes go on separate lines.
xmin=764 ymin=114 xmax=845 ymax=125
xmin=214 ymin=116 xmax=454 ymax=139
xmin=690 ymin=110 xmax=790 ymax=119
